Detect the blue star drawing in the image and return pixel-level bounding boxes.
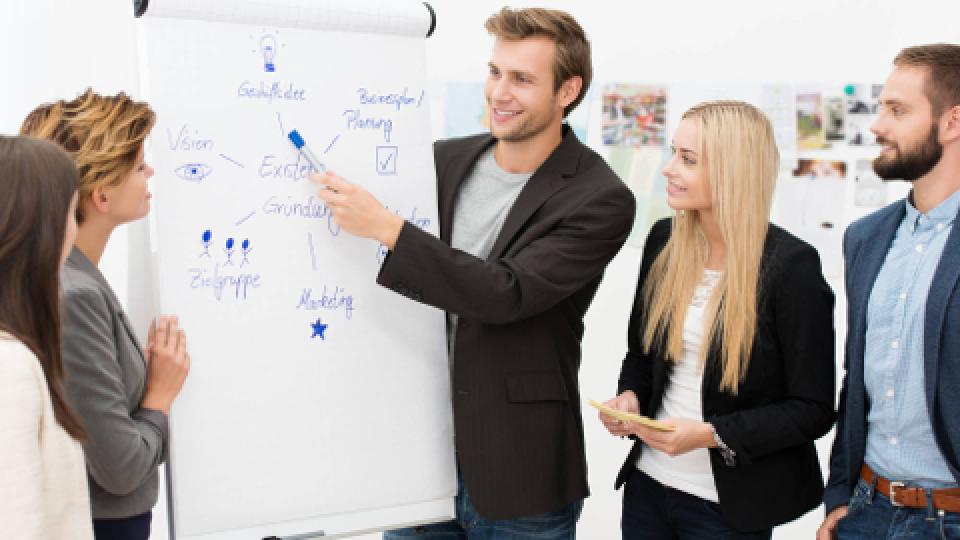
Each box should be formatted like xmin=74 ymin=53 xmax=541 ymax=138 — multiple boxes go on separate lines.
xmin=310 ymin=318 xmax=328 ymax=340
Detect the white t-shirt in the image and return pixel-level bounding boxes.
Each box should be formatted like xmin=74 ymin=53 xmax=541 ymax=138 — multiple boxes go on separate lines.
xmin=637 ymin=269 xmax=721 ymax=502
xmin=0 ymin=333 xmax=93 ymax=538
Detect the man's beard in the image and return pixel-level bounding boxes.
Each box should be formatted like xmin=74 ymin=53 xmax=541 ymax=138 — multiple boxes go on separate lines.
xmin=873 ymin=124 xmax=943 ymax=182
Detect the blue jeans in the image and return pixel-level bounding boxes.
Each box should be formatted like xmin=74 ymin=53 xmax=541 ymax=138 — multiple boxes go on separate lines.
xmin=383 ymin=469 xmax=582 ymax=540
xmin=92 ymin=511 xmax=152 ymax=540
xmin=837 ymin=478 xmax=960 ymax=539
xmin=621 ymin=468 xmax=771 ymax=540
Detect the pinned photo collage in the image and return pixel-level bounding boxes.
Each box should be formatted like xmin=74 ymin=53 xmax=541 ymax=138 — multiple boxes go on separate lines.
xmin=778 ymin=82 xmax=889 ymax=276
xmin=601 ymin=84 xmax=667 ymax=147
xmin=432 ymin=80 xmax=897 ymax=255
xmin=599 ymin=84 xmax=672 ymax=245
xmin=796 ymin=84 xmax=883 ymax=150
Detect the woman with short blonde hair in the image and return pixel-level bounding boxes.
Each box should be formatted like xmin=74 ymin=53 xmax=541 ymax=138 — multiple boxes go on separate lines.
xmin=600 ymin=101 xmax=836 ymax=539
xmin=22 ymin=89 xmax=190 ymax=540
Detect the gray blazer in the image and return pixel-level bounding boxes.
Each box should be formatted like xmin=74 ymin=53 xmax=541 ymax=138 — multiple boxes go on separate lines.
xmin=61 ymin=247 xmax=168 ymax=519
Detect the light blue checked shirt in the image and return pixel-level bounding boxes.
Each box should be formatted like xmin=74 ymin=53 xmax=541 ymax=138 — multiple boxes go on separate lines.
xmin=863 ymin=187 xmax=960 ymax=488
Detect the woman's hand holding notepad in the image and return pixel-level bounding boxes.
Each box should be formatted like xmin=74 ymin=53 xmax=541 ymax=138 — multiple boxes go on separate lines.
xmin=588 ymin=399 xmax=676 ymax=432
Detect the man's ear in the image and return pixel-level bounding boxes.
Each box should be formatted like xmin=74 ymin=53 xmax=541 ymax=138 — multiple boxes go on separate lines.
xmin=558 ymin=76 xmax=583 ymax=110
xmin=941 ymin=104 xmax=960 ymax=145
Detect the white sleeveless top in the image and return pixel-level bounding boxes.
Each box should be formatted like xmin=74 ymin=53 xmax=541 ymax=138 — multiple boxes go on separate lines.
xmin=637 ymin=269 xmax=721 ymax=502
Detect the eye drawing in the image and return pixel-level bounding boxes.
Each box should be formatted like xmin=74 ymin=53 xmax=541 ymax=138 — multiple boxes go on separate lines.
xmin=175 ymin=163 xmax=212 ymax=182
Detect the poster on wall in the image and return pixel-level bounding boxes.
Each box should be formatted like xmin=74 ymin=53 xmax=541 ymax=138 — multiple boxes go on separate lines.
xmin=606 ymin=146 xmax=673 ymax=246
xmin=854 ymin=158 xmax=887 ymax=208
xmin=775 ymin=159 xmax=847 ymax=277
xmin=444 ymin=81 xmax=488 ymax=138
xmin=565 ymin=90 xmax=593 ymax=143
xmin=602 ymin=84 xmax=667 ymax=147
xmin=823 ymin=95 xmax=845 ymax=142
xmin=844 ymin=84 xmax=883 ymax=146
xmin=797 ymin=92 xmax=827 ymax=150
xmin=761 ymin=84 xmax=798 ymax=157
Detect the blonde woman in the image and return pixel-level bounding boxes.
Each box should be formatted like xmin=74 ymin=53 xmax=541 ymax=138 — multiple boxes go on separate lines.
xmin=599 ymin=101 xmax=836 ymax=539
xmin=21 ymin=90 xmax=190 ymax=540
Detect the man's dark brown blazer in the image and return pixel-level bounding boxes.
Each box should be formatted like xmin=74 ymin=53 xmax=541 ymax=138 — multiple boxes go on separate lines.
xmin=377 ymin=125 xmax=636 ymax=520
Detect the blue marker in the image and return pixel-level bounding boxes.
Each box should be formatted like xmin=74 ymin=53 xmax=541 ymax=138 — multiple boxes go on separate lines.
xmin=287 ymin=129 xmax=326 ymax=174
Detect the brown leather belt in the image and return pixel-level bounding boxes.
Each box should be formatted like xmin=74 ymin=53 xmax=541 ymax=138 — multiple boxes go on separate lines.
xmin=861 ymin=464 xmax=960 ymax=513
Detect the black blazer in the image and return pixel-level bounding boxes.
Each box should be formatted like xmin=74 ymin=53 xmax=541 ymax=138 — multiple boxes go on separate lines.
xmin=377 ymin=126 xmax=636 ymax=520
xmin=616 ymin=218 xmax=836 ymax=532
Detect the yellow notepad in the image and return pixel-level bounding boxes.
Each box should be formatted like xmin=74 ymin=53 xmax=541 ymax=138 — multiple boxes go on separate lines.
xmin=588 ymin=399 xmax=675 ymax=432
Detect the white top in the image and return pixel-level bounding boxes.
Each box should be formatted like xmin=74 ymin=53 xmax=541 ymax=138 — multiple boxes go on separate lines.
xmin=638 ymin=269 xmax=722 ymax=503
xmin=0 ymin=333 xmax=93 ymax=538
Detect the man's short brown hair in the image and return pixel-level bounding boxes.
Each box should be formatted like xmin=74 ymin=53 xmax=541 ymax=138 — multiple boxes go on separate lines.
xmin=485 ymin=7 xmax=591 ymax=118
xmin=894 ymin=44 xmax=960 ymax=116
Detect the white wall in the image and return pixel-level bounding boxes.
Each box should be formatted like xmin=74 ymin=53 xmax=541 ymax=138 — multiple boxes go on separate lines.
xmin=0 ymin=0 xmax=140 ymax=300
xmin=2 ymin=1 xmax=958 ymax=538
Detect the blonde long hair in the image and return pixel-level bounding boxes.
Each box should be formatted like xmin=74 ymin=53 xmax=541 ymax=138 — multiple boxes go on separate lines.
xmin=641 ymin=101 xmax=778 ymax=394
xmin=20 ymin=88 xmax=155 ymax=223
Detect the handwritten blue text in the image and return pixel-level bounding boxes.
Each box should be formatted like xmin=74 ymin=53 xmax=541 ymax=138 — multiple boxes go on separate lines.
xmin=296 ymin=285 xmax=355 ymax=320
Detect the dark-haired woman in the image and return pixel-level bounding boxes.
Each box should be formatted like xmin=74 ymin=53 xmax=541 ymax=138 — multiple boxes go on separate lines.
xmin=0 ymin=135 xmax=93 ymax=538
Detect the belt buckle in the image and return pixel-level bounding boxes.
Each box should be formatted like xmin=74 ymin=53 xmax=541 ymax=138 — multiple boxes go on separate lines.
xmin=889 ymin=481 xmax=905 ymax=507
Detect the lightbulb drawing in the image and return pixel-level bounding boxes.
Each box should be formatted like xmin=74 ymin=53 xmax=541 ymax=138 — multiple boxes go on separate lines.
xmin=260 ymin=34 xmax=277 ymax=72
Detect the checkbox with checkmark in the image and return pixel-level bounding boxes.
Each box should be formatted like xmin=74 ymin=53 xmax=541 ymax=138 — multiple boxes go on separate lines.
xmin=376 ymin=146 xmax=398 ymax=176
